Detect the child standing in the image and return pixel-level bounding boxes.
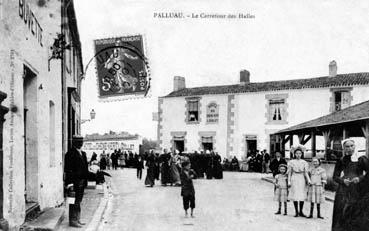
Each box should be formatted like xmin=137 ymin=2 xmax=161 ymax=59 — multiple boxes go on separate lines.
xmin=180 ymin=161 xmax=196 ymax=218
xmin=274 ymin=164 xmax=289 ymax=215
xmin=307 ymin=157 xmax=327 ymax=219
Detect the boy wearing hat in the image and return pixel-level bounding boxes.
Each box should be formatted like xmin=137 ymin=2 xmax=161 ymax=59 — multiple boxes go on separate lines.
xmin=180 ymin=161 xmax=197 ymax=218
xmin=64 ymin=135 xmax=89 ymax=228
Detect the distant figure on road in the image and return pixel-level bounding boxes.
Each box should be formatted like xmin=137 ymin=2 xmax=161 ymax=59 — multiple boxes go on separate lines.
xmin=64 ymin=135 xmax=89 ymax=228
xmin=170 ymin=151 xmax=181 ymax=186
xmin=262 ymin=150 xmax=271 ymax=173
xmin=230 ymin=156 xmax=239 ymax=171
xmin=111 ymin=151 xmax=119 ymax=170
xmin=213 ymin=152 xmax=223 ymax=179
xmin=136 ymin=156 xmax=144 ymax=180
xmin=99 ymin=152 xmax=107 ymax=170
xmin=144 ymin=153 xmax=156 ymax=187
xmin=180 ymin=161 xmax=197 ymax=218
xmin=160 ymin=151 xmax=172 ymax=186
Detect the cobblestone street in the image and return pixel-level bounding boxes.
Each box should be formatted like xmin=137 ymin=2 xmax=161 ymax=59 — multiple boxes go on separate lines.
xmin=99 ymin=169 xmax=333 ymax=231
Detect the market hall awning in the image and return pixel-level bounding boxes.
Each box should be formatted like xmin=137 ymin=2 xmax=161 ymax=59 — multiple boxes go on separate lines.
xmin=272 ymin=100 xmax=369 ymax=158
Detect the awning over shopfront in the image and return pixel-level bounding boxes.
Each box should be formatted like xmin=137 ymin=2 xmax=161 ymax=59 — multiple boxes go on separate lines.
xmin=273 ymin=100 xmax=369 ymax=158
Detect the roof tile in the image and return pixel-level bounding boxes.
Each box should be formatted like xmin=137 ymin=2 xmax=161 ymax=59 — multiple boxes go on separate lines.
xmin=164 ymin=73 xmax=369 ymax=97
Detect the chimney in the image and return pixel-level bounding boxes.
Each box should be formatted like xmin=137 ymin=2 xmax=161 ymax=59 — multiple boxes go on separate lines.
xmin=329 ymin=60 xmax=337 ymax=77
xmin=240 ymin=70 xmax=250 ymax=85
xmin=173 ymin=76 xmax=186 ymax=91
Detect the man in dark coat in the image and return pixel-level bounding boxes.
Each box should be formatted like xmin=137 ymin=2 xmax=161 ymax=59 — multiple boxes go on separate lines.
xmin=269 ymin=151 xmax=287 ymax=177
xmin=111 ymin=151 xmax=118 ymax=170
xmin=64 ymin=135 xmax=89 ymax=228
xmin=136 ymin=155 xmax=144 ymax=179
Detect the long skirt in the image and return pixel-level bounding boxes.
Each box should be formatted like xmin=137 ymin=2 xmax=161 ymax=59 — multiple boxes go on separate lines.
xmin=161 ymin=164 xmax=171 ymax=184
xmin=332 ymin=184 xmax=361 ymax=231
xmin=144 ymin=167 xmax=155 ymax=186
xmin=170 ymin=164 xmax=181 ymax=184
xmin=288 ymin=173 xmax=307 ymax=201
xmin=307 ymin=185 xmax=324 ymax=203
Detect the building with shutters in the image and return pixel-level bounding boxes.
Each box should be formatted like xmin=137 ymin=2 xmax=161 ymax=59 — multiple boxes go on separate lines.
xmin=157 ymin=61 xmax=369 ymax=160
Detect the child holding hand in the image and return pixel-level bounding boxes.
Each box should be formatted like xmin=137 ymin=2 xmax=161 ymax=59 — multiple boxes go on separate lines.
xmin=274 ymin=164 xmax=289 ymax=215
xmin=307 ymin=157 xmax=327 ymax=219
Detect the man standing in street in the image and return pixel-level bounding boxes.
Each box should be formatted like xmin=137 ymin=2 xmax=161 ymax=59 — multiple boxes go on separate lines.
xmin=270 ymin=151 xmax=287 ymax=177
xmin=64 ymin=135 xmax=89 ymax=228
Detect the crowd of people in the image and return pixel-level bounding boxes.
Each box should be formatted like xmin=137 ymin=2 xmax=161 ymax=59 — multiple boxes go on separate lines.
xmin=144 ymin=150 xmax=224 ymax=187
xmin=90 ymin=149 xmax=142 ymax=170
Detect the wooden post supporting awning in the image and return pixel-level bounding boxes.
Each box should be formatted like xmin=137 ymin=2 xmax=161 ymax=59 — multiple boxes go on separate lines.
xmin=272 ymin=100 xmax=369 ymax=160
xmin=322 ymin=130 xmax=331 ymax=160
xmin=361 ymin=120 xmax=369 ymax=158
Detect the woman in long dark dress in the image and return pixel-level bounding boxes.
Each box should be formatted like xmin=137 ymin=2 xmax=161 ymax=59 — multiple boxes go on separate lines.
xmin=144 ymin=153 xmax=156 ymax=187
xmin=160 ymin=152 xmax=172 ymax=185
xmin=332 ymin=139 xmax=369 ymax=231
xmin=213 ymin=152 xmax=223 ymax=179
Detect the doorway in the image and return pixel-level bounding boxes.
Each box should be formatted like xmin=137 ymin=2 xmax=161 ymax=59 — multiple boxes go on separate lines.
xmin=173 ymin=140 xmax=184 ymax=153
xmin=201 ymin=136 xmax=214 ymax=152
xmin=246 ymin=139 xmax=257 ymax=156
xmin=23 ymin=65 xmax=38 ymax=205
xmin=202 ymin=142 xmax=213 ymax=152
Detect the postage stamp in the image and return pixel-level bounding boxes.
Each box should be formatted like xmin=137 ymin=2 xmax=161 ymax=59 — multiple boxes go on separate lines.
xmin=91 ymin=35 xmax=150 ymax=101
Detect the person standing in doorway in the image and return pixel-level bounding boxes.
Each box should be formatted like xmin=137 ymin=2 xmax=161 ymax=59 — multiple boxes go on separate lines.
xmin=64 ymin=135 xmax=89 ymax=228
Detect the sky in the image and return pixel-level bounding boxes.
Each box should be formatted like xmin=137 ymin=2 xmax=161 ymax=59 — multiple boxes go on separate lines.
xmin=74 ymin=0 xmax=369 ymax=140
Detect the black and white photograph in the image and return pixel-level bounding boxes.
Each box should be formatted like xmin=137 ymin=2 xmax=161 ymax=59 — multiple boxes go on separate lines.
xmin=1 ymin=0 xmax=369 ymax=230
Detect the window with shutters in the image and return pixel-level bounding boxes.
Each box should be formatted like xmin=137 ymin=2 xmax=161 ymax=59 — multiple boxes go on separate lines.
xmin=330 ymin=88 xmax=352 ymax=112
xmin=185 ymin=97 xmax=201 ymax=124
xmin=265 ymin=94 xmax=288 ymax=124
xmin=269 ymin=99 xmax=284 ymax=121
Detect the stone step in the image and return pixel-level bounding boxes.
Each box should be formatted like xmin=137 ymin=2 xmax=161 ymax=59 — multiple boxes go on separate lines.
xmin=21 ymin=207 xmax=65 ymax=231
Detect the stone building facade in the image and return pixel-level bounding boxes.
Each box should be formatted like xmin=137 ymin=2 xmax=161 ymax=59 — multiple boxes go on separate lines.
xmin=158 ymin=61 xmax=369 ymax=160
xmin=0 ymin=0 xmax=83 ymax=229
xmin=83 ymin=132 xmax=143 ymax=159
